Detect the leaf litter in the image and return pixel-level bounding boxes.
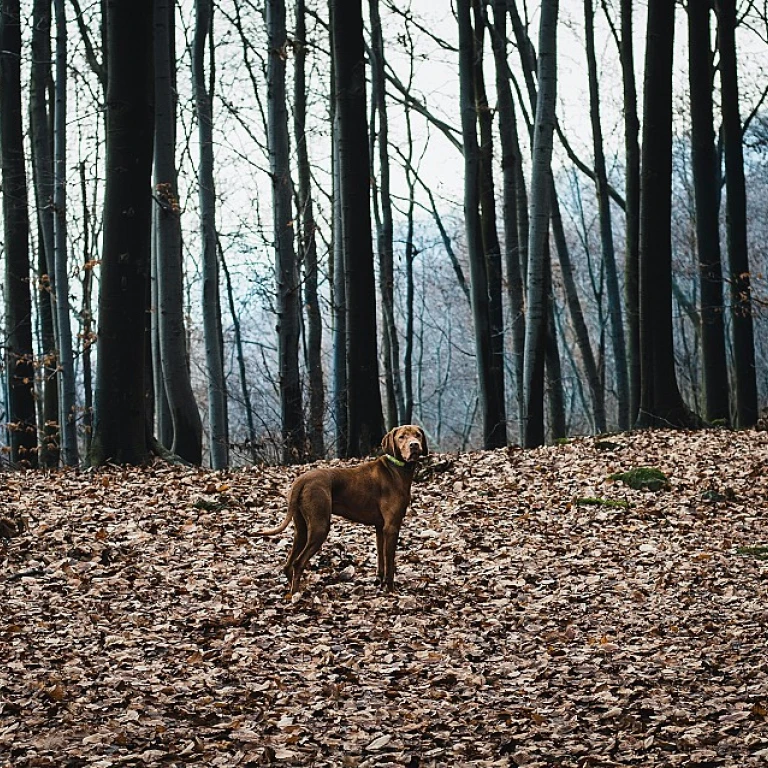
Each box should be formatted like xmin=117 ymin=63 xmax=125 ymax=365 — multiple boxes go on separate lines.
xmin=1 ymin=429 xmax=767 ymax=767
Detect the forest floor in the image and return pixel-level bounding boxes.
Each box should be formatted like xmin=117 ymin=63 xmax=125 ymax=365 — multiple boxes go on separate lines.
xmin=2 ymin=429 xmax=768 ymax=767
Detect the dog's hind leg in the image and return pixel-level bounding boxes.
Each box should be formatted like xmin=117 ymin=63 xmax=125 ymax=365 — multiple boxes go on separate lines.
xmin=289 ymin=487 xmax=331 ymax=593
xmin=283 ymin=511 xmax=307 ymax=586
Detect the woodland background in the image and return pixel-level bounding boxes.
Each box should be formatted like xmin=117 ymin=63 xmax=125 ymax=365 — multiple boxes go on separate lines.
xmin=1 ymin=0 xmax=768 ymax=469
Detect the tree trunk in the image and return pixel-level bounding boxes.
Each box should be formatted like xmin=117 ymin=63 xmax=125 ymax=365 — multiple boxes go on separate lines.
xmin=523 ymin=0 xmax=559 ymax=448
xmin=79 ymin=161 xmax=94 ymax=458
xmin=716 ymin=0 xmax=758 ymax=428
xmin=150 ymin=216 xmax=173 ymax=447
xmin=91 ymin=0 xmax=154 ymax=465
xmin=550 ymin=184 xmax=606 ymax=432
xmin=193 ymin=0 xmax=229 ymax=467
xmin=369 ymin=0 xmax=404 ymax=430
xmin=635 ymin=0 xmax=692 ymax=429
xmin=30 ymin=0 xmax=60 ymax=467
xmin=294 ymin=0 xmax=325 ymax=459
xmin=473 ymin=0 xmax=507 ymax=446
xmin=1 ymin=0 xmax=39 ymax=467
xmin=545 ymin=253 xmax=566 ymax=440
xmin=330 ymin=42 xmax=348 ymax=457
xmin=687 ymin=1 xmax=730 ymax=425
xmin=267 ymin=0 xmax=307 ymax=463
xmin=330 ymin=0 xmax=384 ymax=457
xmin=457 ymin=0 xmax=506 ymax=450
xmin=584 ymin=0 xmax=628 ymax=430
xmin=490 ymin=0 xmax=525 ymax=439
xmin=620 ymin=0 xmax=641 ymax=424
xmin=53 ymin=0 xmax=79 ymax=465
xmin=153 ymin=0 xmax=203 ymax=463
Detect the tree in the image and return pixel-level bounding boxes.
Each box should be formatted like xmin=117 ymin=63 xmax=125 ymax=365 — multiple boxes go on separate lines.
xmin=523 ymin=0 xmax=559 ymax=448
xmin=457 ymin=0 xmax=506 ymax=450
xmin=635 ymin=0 xmax=692 ymax=429
xmin=584 ymin=0 xmax=628 ymax=430
xmin=330 ymin=0 xmax=384 ymax=457
xmin=193 ymin=0 xmax=229 ymax=467
xmin=687 ymin=0 xmax=730 ymax=424
xmin=369 ymin=0 xmax=404 ymax=430
xmin=716 ymin=0 xmax=758 ymax=428
xmin=1 ymin=0 xmax=38 ymax=466
xmin=153 ymin=0 xmax=203 ymax=463
xmin=294 ymin=0 xmax=325 ymax=459
xmin=53 ymin=0 xmax=78 ymax=465
xmin=267 ymin=0 xmax=307 ymax=463
xmin=29 ymin=0 xmax=59 ymax=467
xmin=90 ymin=0 xmax=154 ymax=465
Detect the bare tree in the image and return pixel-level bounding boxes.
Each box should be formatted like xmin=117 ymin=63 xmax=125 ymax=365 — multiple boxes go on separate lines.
xmin=90 ymin=0 xmax=154 ymax=465
xmin=1 ymin=0 xmax=39 ymax=466
xmin=154 ymin=0 xmax=203 ymax=463
xmin=687 ymin=0 xmax=730 ymax=424
xmin=523 ymin=0 xmax=559 ymax=448
xmin=716 ymin=0 xmax=758 ymax=428
xmin=330 ymin=0 xmax=384 ymax=456
xmin=267 ymin=0 xmax=307 ymax=462
xmin=193 ymin=0 xmax=229 ymax=467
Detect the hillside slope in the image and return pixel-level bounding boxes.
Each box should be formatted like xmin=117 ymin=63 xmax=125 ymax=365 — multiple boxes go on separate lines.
xmin=2 ymin=429 xmax=768 ymax=766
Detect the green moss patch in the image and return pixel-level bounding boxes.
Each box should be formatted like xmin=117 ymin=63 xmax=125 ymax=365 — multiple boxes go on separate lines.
xmin=608 ymin=467 xmax=669 ymax=492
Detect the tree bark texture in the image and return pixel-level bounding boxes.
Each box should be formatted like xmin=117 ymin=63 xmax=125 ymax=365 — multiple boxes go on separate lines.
xmin=53 ymin=0 xmax=79 ymax=465
xmin=193 ymin=0 xmax=229 ymax=467
xmin=584 ymin=0 xmax=628 ymax=430
xmin=457 ymin=0 xmax=506 ymax=450
xmin=331 ymin=0 xmax=384 ymax=457
xmin=473 ymin=0 xmax=507 ymax=446
xmin=1 ymin=0 xmax=39 ymax=466
xmin=294 ymin=0 xmax=325 ymax=459
xmin=687 ymin=1 xmax=730 ymax=425
xmin=716 ymin=0 xmax=758 ymax=428
xmin=635 ymin=0 xmax=691 ymax=429
xmin=29 ymin=0 xmax=59 ymax=467
xmin=523 ymin=0 xmax=558 ymax=448
xmin=267 ymin=0 xmax=307 ymax=463
xmin=91 ymin=0 xmax=154 ymax=465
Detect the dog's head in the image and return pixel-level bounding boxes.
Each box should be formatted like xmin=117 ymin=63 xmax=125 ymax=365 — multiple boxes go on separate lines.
xmin=381 ymin=425 xmax=428 ymax=464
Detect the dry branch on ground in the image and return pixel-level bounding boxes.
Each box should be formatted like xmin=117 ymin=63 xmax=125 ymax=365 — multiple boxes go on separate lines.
xmin=2 ymin=429 xmax=768 ymax=766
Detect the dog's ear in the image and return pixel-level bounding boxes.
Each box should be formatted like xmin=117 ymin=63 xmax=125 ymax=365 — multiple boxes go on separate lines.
xmin=419 ymin=427 xmax=429 ymax=456
xmin=381 ymin=428 xmax=397 ymax=457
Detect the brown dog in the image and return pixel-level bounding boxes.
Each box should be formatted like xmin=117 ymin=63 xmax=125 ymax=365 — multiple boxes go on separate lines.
xmin=260 ymin=425 xmax=428 ymax=592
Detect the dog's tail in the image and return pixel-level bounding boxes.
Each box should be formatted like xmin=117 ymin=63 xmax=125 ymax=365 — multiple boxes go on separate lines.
xmin=257 ymin=487 xmax=297 ymax=536
xmin=257 ymin=509 xmax=292 ymax=536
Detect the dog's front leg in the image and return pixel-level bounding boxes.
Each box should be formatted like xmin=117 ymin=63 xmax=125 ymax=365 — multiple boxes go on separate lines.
xmin=381 ymin=522 xmax=401 ymax=591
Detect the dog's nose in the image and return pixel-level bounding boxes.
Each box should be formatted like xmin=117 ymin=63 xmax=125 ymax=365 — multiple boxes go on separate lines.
xmin=408 ymin=441 xmax=421 ymax=453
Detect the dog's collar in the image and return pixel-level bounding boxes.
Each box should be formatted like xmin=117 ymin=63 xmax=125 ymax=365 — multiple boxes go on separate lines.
xmin=384 ymin=454 xmax=406 ymax=467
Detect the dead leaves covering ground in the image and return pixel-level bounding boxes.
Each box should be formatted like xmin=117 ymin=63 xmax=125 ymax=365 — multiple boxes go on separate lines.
xmin=2 ymin=429 xmax=768 ymax=768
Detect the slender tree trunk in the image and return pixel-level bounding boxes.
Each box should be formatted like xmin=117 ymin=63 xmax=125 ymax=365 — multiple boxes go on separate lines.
xmin=1 ymin=0 xmax=39 ymax=466
xmin=523 ymin=0 xmax=559 ymax=448
xmin=688 ymin=1 xmax=730 ymax=424
xmin=716 ymin=0 xmax=758 ymax=428
xmin=584 ymin=0 xmax=628 ymax=430
xmin=79 ymin=162 xmax=93 ymax=458
xmin=150 ymin=213 xmax=173 ymax=447
xmin=331 ymin=0 xmax=384 ymax=457
xmin=330 ymin=44 xmax=348 ymax=457
xmin=267 ymin=0 xmax=307 ymax=463
xmin=620 ymin=0 xmax=641 ymax=424
xmin=635 ymin=0 xmax=692 ymax=429
xmin=53 ymin=0 xmax=78 ymax=464
xmin=30 ymin=0 xmax=59 ymax=467
xmin=403 ymin=127 xmax=416 ymax=425
xmin=193 ymin=0 xmax=229 ymax=467
xmin=551 ymin=184 xmax=606 ymax=432
xmin=490 ymin=0 xmax=525 ymax=438
xmin=545 ymin=250 xmax=566 ymax=439
xmin=153 ymin=0 xmax=203 ymax=462
xmin=294 ymin=0 xmax=325 ymax=459
xmin=473 ymin=0 xmax=507 ymax=445
xmin=369 ymin=0 xmax=404 ymax=430
xmin=91 ymin=0 xmax=154 ymax=465
xmin=457 ymin=0 xmax=506 ymax=449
